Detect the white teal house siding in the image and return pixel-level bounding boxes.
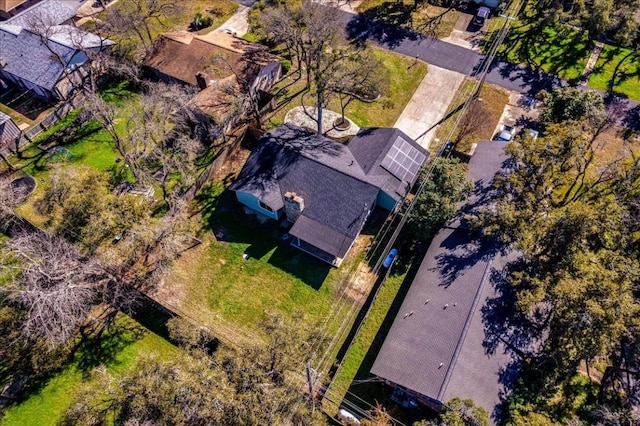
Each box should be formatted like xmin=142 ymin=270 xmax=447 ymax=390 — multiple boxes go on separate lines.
xmin=376 ymin=191 xmax=398 ymax=212
xmin=235 ymin=190 xmax=280 ymax=220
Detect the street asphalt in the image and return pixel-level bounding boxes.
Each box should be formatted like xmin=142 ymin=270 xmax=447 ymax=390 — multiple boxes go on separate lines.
xmin=334 ymin=8 xmax=640 ymax=118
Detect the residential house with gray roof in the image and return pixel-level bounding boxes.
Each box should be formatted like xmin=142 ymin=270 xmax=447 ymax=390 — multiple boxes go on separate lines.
xmin=0 ymin=0 xmax=111 ymax=99
xmin=370 ymin=141 xmax=520 ymax=424
xmin=230 ymin=124 xmax=428 ymax=266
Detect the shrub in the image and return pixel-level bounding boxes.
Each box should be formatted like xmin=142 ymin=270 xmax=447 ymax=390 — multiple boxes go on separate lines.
xmin=190 ymin=12 xmax=213 ymax=31
xmin=280 ymin=59 xmax=291 ymax=75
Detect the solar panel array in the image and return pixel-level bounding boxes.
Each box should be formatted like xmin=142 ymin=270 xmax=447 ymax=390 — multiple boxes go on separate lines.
xmin=380 ymin=136 xmax=426 ymax=183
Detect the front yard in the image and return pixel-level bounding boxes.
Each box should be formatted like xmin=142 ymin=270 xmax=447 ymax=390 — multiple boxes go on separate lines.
xmin=588 ymin=46 xmax=640 ymax=101
xmin=266 ymin=47 xmax=428 ymax=129
xmin=497 ymin=22 xmax=592 ymax=81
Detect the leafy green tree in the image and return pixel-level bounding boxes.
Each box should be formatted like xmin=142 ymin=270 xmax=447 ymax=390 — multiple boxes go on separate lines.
xmin=406 ymin=157 xmax=473 ymax=242
xmin=417 ymin=398 xmax=488 ymax=426
xmin=539 ymin=87 xmax=605 ymax=127
xmin=61 ymin=353 xmax=233 ymax=425
xmin=63 ymin=311 xmax=329 ymax=425
xmin=475 ymin=117 xmax=640 ymax=422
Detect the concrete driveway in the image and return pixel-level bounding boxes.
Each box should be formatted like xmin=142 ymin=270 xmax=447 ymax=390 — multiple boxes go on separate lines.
xmin=442 ymin=12 xmax=486 ymax=51
xmin=207 ymin=4 xmax=251 ymax=37
xmin=394 ymin=65 xmax=465 ymax=149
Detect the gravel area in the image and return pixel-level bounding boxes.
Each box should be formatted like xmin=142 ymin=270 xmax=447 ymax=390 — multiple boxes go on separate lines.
xmin=284 ymin=106 xmax=360 ymax=141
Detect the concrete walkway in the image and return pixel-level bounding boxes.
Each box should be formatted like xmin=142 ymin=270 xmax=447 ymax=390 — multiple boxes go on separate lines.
xmin=394 ymin=65 xmax=465 ymax=150
xmin=580 ymin=41 xmax=604 ymax=83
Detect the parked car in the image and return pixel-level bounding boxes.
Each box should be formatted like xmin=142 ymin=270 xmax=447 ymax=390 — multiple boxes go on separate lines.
xmin=473 ymin=6 xmax=491 ymax=26
xmin=496 ymin=124 xmax=516 ymax=141
xmin=383 ymin=248 xmax=399 ymax=268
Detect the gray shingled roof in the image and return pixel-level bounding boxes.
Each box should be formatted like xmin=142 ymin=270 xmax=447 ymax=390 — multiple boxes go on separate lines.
xmin=7 ymin=0 xmax=79 ymax=29
xmin=349 ymin=127 xmax=429 ymax=202
xmin=0 ymin=23 xmax=110 ymax=92
xmin=0 ymin=111 xmax=21 ymax=145
xmin=370 ymin=141 xmax=518 ymax=423
xmin=230 ymin=124 xmax=379 ymax=258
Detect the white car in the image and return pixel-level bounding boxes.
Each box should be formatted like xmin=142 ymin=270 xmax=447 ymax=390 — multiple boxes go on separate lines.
xmin=497 ymin=124 xmax=516 ymax=141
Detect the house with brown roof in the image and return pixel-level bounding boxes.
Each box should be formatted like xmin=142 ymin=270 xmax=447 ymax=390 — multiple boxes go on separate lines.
xmin=144 ymin=32 xmax=281 ymax=130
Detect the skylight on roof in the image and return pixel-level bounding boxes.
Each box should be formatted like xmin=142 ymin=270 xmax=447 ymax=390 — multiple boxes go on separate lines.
xmin=380 ymin=136 xmax=426 ymax=183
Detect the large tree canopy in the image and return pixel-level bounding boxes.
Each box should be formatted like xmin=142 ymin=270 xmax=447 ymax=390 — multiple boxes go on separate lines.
xmin=406 ymin=157 xmax=473 ymax=242
xmin=476 ymin=117 xmax=640 ymax=423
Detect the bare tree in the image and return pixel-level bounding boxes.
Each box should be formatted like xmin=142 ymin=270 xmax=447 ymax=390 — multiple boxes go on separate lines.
xmin=104 ymin=0 xmax=183 ymax=55
xmin=327 ymin=50 xmax=387 ymax=126
xmin=259 ymin=6 xmax=305 ymax=79
xmin=454 ymin=98 xmax=494 ymax=151
xmin=0 ymin=232 xmax=107 ymax=347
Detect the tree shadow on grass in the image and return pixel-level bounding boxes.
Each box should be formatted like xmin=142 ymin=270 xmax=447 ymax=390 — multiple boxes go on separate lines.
xmin=196 ymin=187 xmax=331 ymax=289
xmin=74 ymin=318 xmax=146 ymax=379
xmin=268 ymin=243 xmax=330 ymax=290
xmin=346 ymin=5 xmax=421 ymax=49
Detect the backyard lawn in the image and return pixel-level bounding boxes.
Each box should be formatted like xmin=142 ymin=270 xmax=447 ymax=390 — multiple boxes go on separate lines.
xmin=588 ymin=45 xmax=640 ymax=101
xmin=0 ymin=314 xmax=176 ymax=426
xmin=8 ymin=83 xmax=136 ymax=227
xmin=266 ymin=47 xmax=427 ymax=129
xmin=158 ymin=180 xmax=367 ymax=351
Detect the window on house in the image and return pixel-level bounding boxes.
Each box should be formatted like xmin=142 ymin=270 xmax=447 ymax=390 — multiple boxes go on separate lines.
xmin=259 ymin=201 xmax=274 ymax=212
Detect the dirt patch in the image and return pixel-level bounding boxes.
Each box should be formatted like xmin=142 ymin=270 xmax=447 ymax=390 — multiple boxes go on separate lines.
xmin=211 ymin=144 xmax=251 ymax=183
xmin=344 ymin=236 xmax=377 ymax=304
xmin=592 ymin=127 xmax=640 ymax=170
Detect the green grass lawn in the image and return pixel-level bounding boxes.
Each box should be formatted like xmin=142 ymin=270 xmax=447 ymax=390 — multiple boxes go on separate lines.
xmin=357 ymin=0 xmax=459 ymax=39
xmin=0 ymin=314 xmax=176 ymax=426
xmin=588 ymin=45 xmax=640 ymax=101
xmin=162 ymin=182 xmax=365 ymax=348
xmin=267 ymin=47 xmax=427 ymax=129
xmin=498 ymin=22 xmax=592 ymax=81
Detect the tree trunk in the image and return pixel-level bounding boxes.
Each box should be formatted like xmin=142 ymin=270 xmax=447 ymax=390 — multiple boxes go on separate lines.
xmin=316 ymin=90 xmax=323 ymax=135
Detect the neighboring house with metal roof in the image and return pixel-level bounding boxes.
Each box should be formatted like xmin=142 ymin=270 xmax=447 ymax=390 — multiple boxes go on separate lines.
xmin=229 ymin=124 xmax=428 ymax=266
xmin=370 ymin=141 xmax=520 ymax=424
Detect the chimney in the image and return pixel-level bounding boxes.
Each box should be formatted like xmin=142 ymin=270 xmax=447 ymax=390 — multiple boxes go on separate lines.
xmin=195 ymin=71 xmax=208 ymax=90
xmin=283 ymin=191 xmax=304 ymax=222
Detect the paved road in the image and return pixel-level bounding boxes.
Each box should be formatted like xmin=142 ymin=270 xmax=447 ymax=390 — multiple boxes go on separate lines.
xmin=335 ymin=9 xmax=640 ymax=118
